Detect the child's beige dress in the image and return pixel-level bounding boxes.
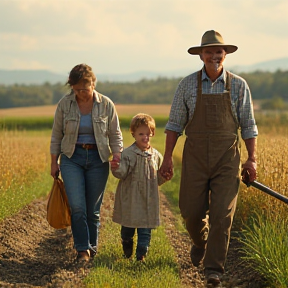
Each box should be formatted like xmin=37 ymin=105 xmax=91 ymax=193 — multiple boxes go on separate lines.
xmin=112 ymin=142 xmax=166 ymax=228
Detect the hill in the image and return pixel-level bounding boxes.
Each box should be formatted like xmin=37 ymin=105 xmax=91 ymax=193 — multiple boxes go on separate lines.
xmin=0 ymin=57 xmax=287 ymax=85
xmin=0 ymin=69 xmax=67 ymax=85
xmin=230 ymin=57 xmax=288 ymax=73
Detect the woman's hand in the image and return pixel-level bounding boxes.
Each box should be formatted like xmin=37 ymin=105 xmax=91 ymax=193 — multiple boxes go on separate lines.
xmin=51 ymin=162 xmax=60 ymax=179
xmin=110 ymin=153 xmax=121 ymax=171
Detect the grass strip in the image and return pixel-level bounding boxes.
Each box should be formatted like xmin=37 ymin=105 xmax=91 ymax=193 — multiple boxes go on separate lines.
xmin=0 ymin=116 xmax=169 ymax=130
xmin=239 ymin=212 xmax=288 ymax=288
xmin=85 ymin=218 xmax=181 ymax=288
xmin=0 ymin=169 xmax=51 ymax=221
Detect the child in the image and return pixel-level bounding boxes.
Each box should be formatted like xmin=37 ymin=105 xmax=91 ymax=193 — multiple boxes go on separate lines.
xmin=110 ymin=113 xmax=167 ymax=261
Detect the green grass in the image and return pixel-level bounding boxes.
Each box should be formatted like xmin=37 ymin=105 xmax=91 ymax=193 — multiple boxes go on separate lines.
xmin=2 ymin=118 xmax=288 ymax=287
xmin=0 ymin=116 xmax=169 ymax=130
xmin=85 ymin=219 xmax=181 ymax=288
xmin=0 ymin=116 xmax=54 ymax=130
xmin=88 ymin=128 xmax=184 ymax=287
xmin=255 ymin=110 xmax=288 ymax=127
xmin=0 ymin=129 xmax=52 ymax=221
xmin=239 ymin=212 xmax=288 ymax=288
xmin=0 ymin=167 xmax=52 ymax=221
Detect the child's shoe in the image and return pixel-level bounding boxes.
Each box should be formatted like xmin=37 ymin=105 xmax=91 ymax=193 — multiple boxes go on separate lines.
xmin=122 ymin=239 xmax=133 ymax=258
xmin=136 ymin=246 xmax=148 ymax=262
xmin=136 ymin=255 xmax=145 ymax=262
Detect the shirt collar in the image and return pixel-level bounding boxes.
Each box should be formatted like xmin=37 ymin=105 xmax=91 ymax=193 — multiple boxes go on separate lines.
xmin=69 ymin=89 xmax=101 ymax=103
xmin=93 ymin=90 xmax=101 ymax=103
xmin=132 ymin=142 xmax=152 ymax=156
xmin=201 ymin=66 xmax=227 ymax=83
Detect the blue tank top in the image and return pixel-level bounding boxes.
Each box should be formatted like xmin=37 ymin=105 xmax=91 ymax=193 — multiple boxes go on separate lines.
xmin=76 ymin=113 xmax=96 ymax=144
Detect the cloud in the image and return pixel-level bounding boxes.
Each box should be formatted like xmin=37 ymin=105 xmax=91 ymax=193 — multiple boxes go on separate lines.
xmin=0 ymin=0 xmax=287 ymax=73
xmin=9 ymin=58 xmax=51 ymax=70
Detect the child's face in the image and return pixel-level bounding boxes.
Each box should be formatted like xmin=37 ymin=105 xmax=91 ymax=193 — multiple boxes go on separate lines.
xmin=132 ymin=125 xmax=153 ymax=151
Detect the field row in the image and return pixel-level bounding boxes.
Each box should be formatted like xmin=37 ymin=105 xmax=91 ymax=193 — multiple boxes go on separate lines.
xmin=1 ymin=124 xmax=288 ymax=286
xmin=0 ymin=104 xmax=171 ymax=117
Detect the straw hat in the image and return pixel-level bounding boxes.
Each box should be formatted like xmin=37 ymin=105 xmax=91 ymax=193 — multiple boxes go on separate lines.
xmin=188 ymin=30 xmax=238 ymax=55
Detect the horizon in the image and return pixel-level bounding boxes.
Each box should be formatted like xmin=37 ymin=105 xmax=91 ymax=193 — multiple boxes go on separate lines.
xmin=0 ymin=56 xmax=287 ymax=85
xmin=0 ymin=0 xmax=288 ymax=75
xmin=1 ymin=56 xmax=287 ymax=75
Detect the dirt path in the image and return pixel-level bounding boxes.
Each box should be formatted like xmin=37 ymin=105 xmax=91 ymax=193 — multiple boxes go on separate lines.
xmin=0 ymin=192 xmax=263 ymax=288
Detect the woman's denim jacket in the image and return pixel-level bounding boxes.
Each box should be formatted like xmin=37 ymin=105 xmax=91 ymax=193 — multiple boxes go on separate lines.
xmin=50 ymin=90 xmax=123 ymax=162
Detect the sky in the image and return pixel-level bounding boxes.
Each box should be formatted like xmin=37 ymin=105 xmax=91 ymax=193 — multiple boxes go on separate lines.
xmin=1 ymin=0 xmax=288 ymax=76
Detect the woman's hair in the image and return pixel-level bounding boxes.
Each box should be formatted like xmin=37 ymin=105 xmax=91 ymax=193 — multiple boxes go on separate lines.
xmin=130 ymin=113 xmax=156 ymax=135
xmin=66 ymin=64 xmax=97 ymax=86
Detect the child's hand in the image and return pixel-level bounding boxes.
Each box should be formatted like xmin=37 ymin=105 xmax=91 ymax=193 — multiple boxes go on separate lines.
xmin=110 ymin=154 xmax=121 ymax=171
xmin=110 ymin=159 xmax=120 ymax=171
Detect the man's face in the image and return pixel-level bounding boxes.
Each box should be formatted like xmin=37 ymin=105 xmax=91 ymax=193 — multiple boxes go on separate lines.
xmin=200 ymin=46 xmax=226 ymax=72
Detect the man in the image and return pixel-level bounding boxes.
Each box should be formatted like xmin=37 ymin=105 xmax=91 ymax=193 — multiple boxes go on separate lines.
xmin=160 ymin=30 xmax=257 ymax=286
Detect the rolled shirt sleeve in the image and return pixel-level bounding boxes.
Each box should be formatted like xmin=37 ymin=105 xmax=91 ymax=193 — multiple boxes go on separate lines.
xmin=235 ymin=80 xmax=258 ymax=139
xmin=165 ymin=75 xmax=197 ymax=134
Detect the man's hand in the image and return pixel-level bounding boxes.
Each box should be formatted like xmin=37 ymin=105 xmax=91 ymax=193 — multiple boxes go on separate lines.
xmin=241 ymin=159 xmax=257 ymax=184
xmin=160 ymin=156 xmax=174 ymax=180
xmin=160 ymin=130 xmax=178 ymax=181
xmin=242 ymin=137 xmax=257 ymax=184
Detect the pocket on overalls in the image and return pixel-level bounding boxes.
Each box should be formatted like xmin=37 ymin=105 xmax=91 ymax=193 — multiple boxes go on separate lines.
xmin=205 ymin=104 xmax=223 ymax=128
xmin=210 ymin=134 xmax=238 ymax=167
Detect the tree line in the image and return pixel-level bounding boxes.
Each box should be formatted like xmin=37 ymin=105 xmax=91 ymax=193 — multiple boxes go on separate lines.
xmin=0 ymin=70 xmax=287 ymax=109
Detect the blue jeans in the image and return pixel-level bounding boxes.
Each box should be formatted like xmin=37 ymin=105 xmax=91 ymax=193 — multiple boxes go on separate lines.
xmin=121 ymin=226 xmax=152 ymax=256
xmin=60 ymin=147 xmax=109 ymax=252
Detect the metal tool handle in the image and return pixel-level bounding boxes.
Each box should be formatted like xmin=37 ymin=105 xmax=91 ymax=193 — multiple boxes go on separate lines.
xmin=247 ymin=181 xmax=288 ymax=204
xmin=241 ymin=170 xmax=288 ymax=204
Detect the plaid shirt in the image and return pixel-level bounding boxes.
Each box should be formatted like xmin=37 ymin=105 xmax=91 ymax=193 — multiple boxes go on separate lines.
xmin=165 ymin=67 xmax=258 ymax=139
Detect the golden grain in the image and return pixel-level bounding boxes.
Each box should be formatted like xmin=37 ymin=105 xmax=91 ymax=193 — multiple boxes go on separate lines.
xmin=0 ymin=104 xmax=171 ymax=118
xmin=0 ymin=131 xmax=49 ymax=192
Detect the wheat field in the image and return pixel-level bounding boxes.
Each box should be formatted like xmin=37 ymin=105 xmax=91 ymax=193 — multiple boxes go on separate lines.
xmin=0 ymin=104 xmax=171 ymax=118
xmin=1 ymin=111 xmax=288 ymax=286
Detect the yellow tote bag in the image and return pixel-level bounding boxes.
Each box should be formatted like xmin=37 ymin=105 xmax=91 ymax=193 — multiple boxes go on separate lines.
xmin=47 ymin=178 xmax=71 ymax=229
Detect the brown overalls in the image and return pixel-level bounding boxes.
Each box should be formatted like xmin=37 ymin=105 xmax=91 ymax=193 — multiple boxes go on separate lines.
xmin=179 ymin=70 xmax=241 ymax=273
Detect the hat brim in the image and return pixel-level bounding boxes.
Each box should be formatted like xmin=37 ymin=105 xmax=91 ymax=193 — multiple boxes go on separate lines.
xmin=188 ymin=44 xmax=238 ymax=55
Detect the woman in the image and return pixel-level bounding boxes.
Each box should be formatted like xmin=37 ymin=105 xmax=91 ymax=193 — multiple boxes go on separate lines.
xmin=50 ymin=64 xmax=123 ymax=262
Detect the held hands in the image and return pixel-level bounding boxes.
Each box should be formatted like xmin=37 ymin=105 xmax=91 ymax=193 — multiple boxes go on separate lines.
xmin=159 ymin=156 xmax=174 ymax=181
xmin=241 ymin=158 xmax=257 ymax=184
xmin=110 ymin=153 xmax=121 ymax=171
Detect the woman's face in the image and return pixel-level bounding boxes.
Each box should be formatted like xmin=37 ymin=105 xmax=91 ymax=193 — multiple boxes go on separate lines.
xmin=72 ymin=80 xmax=94 ymax=98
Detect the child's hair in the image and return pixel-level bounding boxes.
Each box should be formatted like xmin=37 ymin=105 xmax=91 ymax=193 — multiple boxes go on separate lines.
xmin=130 ymin=113 xmax=156 ymax=135
xmin=66 ymin=63 xmax=97 ymax=86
